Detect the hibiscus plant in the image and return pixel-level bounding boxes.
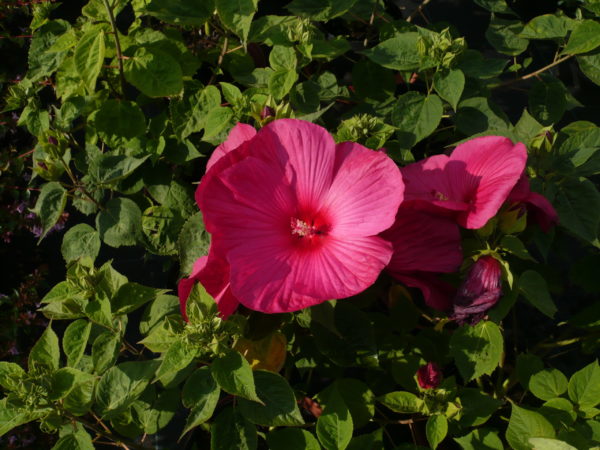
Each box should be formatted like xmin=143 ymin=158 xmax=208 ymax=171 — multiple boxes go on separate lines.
xmin=1 ymin=0 xmax=600 ymax=449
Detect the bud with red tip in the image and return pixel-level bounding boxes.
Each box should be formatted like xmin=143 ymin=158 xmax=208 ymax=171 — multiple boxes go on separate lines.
xmin=452 ymin=255 xmax=502 ymax=325
xmin=417 ymin=362 xmax=443 ymax=389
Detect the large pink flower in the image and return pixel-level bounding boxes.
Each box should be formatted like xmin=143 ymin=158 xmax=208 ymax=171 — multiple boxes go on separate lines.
xmin=402 ymin=136 xmax=527 ymax=229
xmin=195 ymin=119 xmax=404 ymax=313
xmin=381 ymin=207 xmax=462 ymax=310
xmin=506 ymin=174 xmax=558 ymax=232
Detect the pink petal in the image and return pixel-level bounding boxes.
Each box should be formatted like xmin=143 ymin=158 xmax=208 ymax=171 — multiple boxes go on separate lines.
xmin=206 ymin=123 xmax=256 ymax=171
xmin=507 ymin=175 xmax=558 ymax=232
xmin=177 ymin=256 xmax=208 ymax=321
xmin=254 ymin=119 xmax=336 ymax=210
xmin=227 ymin=233 xmax=393 ymax=313
xmin=448 ymin=136 xmax=527 ymax=229
xmin=394 ymin=272 xmax=455 ymax=311
xmin=524 ymin=191 xmax=559 ymax=232
xmin=200 ymin=156 xmax=295 ymax=244
xmin=178 ymin=251 xmax=240 ymax=320
xmin=324 ymin=142 xmax=404 ymax=236
xmin=198 ymin=243 xmax=239 ymax=318
xmin=382 ymin=208 xmax=462 ymax=274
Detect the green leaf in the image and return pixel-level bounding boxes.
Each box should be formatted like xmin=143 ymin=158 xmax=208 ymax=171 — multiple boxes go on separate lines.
xmin=287 ymin=0 xmax=358 ymax=21
xmin=518 ymin=270 xmax=557 ymax=318
xmin=132 ymin=386 xmax=179 ymax=435
xmin=216 ymin=0 xmax=258 ymax=44
xmin=391 ymin=92 xmax=443 ymax=148
xmin=455 ymin=96 xmax=510 ymax=135
xmin=238 ymin=371 xmax=304 ymax=427
xmin=92 ymin=331 xmax=120 ymax=374
xmin=181 ymin=367 xmax=220 ymax=435
xmin=61 ymin=224 xmax=101 ymax=263
xmin=52 ymin=429 xmax=94 ymax=450
xmin=63 ymin=319 xmax=91 ymax=367
xmin=514 ymin=109 xmax=544 ymax=143
xmin=93 ymin=100 xmax=147 ymax=147
xmin=578 ymin=49 xmax=600 ymax=86
xmin=211 ymin=406 xmax=257 ymax=450
xmin=63 ymin=371 xmax=96 ymax=416
xmin=555 ymin=177 xmax=600 ymax=243
xmin=27 ymin=20 xmax=71 ymax=82
xmin=521 ymin=14 xmax=572 ymax=40
xmin=49 ymin=367 xmax=88 ymax=401
xmin=310 ymin=37 xmax=351 ymax=60
xmin=362 ymin=33 xmax=421 ymax=71
xmin=211 ymin=351 xmax=261 ymax=403
xmin=84 ymin=296 xmax=113 ymax=330
xmin=154 ymin=339 xmax=195 ymax=383
xmin=506 ymin=404 xmax=556 ymax=450
xmin=529 ymin=438 xmax=577 ymax=450
xmin=377 ymin=391 xmax=424 ymax=414
xmin=433 ymin=69 xmax=465 ymax=111
xmin=449 ymin=321 xmax=504 ymax=382
xmin=455 ymin=428 xmax=504 ymax=450
xmin=351 ymin=59 xmax=395 ymax=102
xmin=563 ymin=20 xmax=600 ymax=55
xmin=568 ymin=360 xmax=600 ymax=408
xmin=0 ymin=362 xmax=26 ymax=391
xmin=458 ymin=388 xmax=502 ymax=427
xmin=530 ymin=369 xmax=569 ymax=401
xmin=501 ymin=235 xmax=537 ymax=261
xmin=486 ymin=17 xmax=528 ymax=55
xmin=96 ymin=197 xmax=142 ymax=247
xmin=268 ymin=429 xmax=321 ymax=450
xmin=317 ymin=384 xmax=353 ymax=450
xmin=456 ymin=49 xmax=507 ymax=79
xmin=203 ymin=107 xmax=234 ymax=139
xmin=177 ymin=214 xmax=209 ymax=274
xmin=124 ymin=46 xmax=183 ymax=97
xmin=0 ymin=398 xmax=41 ymax=438
xmin=51 ymin=429 xmax=94 ymax=450
xmin=29 ymin=324 xmax=60 ymax=372
xmin=95 ymin=360 xmax=160 ymax=417
xmin=539 ymin=398 xmax=577 ymax=428
xmin=143 ymin=0 xmax=214 ymax=26
xmin=529 ymin=76 xmax=569 ymax=125
xmin=269 ymin=45 xmax=297 ymax=70
xmin=74 ymin=26 xmax=105 ymax=93
xmin=34 ymin=182 xmax=67 ymax=240
xmin=426 ymin=415 xmax=448 ymax=449
xmin=327 ymin=379 xmax=375 ymax=429
xmin=112 ymin=282 xmax=166 ymax=315
xmin=474 ymin=0 xmax=514 ymax=14
xmin=268 ymin=69 xmax=298 ymax=99
xmin=139 ymin=294 xmax=180 ymax=335
xmin=516 ymin=353 xmax=544 ymax=390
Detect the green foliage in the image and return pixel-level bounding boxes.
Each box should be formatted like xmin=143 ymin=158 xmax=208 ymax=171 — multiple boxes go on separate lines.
xmin=4 ymin=0 xmax=600 ymax=448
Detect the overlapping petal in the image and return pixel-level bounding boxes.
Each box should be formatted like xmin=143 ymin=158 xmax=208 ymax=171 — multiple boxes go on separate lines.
xmin=324 ymin=142 xmax=403 ymax=236
xmin=402 ymin=136 xmax=527 ymax=229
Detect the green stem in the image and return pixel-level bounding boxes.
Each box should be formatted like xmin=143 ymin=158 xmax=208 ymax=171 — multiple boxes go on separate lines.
xmin=492 ymin=54 xmax=573 ymax=89
xmin=101 ymin=0 xmax=126 ymax=94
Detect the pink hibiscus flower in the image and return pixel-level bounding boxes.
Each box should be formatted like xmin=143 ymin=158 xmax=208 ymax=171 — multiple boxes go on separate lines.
xmin=381 ymin=207 xmax=462 ymax=310
xmin=505 ymin=174 xmax=558 ymax=232
xmin=402 ymin=136 xmax=527 ymax=229
xmin=193 ymin=119 xmax=404 ymax=314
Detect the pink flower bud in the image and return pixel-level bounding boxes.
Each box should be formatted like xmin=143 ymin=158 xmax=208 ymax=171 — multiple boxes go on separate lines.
xmin=452 ymin=256 xmax=502 ymax=325
xmin=260 ymin=106 xmax=275 ymax=120
xmin=417 ymin=362 xmax=442 ymax=389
